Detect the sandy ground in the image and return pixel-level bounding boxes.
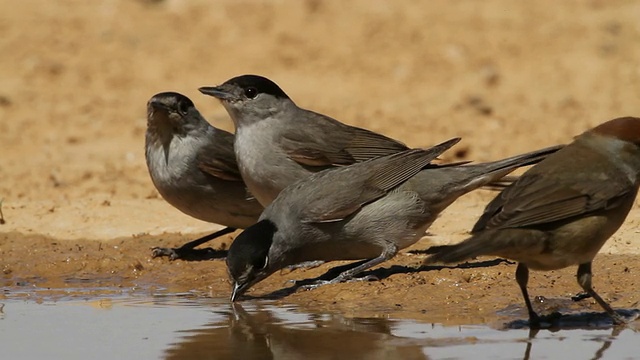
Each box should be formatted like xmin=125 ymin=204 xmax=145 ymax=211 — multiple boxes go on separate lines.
xmin=2 ymin=0 xmax=640 ymax=325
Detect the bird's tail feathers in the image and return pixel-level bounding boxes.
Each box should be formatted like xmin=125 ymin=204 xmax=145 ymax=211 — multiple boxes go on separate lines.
xmin=423 ymin=236 xmax=496 ymax=264
xmin=425 ymin=229 xmax=545 ymax=265
xmin=462 ymin=144 xmax=564 ymax=190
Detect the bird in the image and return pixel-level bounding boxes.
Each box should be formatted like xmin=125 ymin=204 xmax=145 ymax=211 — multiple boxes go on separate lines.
xmin=198 ymin=75 xmax=413 ymax=207
xmin=145 ymin=92 xmax=263 ymax=260
xmin=225 ymin=138 xmax=561 ymax=301
xmin=425 ymin=116 xmax=640 ymax=327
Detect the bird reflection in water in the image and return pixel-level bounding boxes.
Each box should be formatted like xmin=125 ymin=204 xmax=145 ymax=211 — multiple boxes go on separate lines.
xmin=161 ymin=302 xmax=429 ymax=360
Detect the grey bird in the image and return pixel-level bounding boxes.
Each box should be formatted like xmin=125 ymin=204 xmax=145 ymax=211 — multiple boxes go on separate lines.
xmin=225 ymin=138 xmax=561 ymax=301
xmin=198 ymin=75 xmax=412 ymax=207
xmin=426 ymin=116 xmax=640 ymax=327
xmin=145 ymin=92 xmax=263 ymax=260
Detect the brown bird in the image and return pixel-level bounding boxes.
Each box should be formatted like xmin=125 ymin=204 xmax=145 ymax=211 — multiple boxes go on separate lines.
xmin=426 ymin=116 xmax=640 ymax=326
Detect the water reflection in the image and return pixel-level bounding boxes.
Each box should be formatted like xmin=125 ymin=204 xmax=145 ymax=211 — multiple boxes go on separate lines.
xmin=522 ymin=325 xmax=639 ymax=360
xmin=163 ymin=302 xmax=429 ymax=360
xmin=163 ymin=302 xmax=640 ymax=360
xmin=0 ymin=296 xmax=638 ymax=360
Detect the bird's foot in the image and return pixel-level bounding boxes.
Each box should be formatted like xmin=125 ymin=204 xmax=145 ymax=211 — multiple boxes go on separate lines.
xmin=296 ymin=274 xmax=379 ymax=292
xmin=296 ymin=280 xmax=333 ymax=291
xmin=151 ymin=247 xmax=182 ymax=260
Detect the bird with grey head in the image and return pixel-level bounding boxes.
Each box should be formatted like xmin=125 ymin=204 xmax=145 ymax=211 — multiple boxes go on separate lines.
xmin=425 ymin=116 xmax=640 ymax=327
xmin=198 ymin=75 xmax=415 ymax=207
xmin=225 ymin=136 xmax=561 ymax=301
xmin=145 ymin=92 xmax=263 ymax=260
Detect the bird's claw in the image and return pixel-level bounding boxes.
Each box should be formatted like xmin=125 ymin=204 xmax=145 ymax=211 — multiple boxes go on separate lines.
xmin=352 ymin=274 xmax=379 ymax=282
xmin=297 ymin=280 xmax=332 ymax=292
xmin=151 ymin=247 xmax=181 ymax=260
xmin=296 ymin=274 xmax=379 ymax=292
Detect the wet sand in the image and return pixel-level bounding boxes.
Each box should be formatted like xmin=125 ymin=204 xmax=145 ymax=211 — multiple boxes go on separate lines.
xmin=2 ymin=227 xmax=639 ymax=327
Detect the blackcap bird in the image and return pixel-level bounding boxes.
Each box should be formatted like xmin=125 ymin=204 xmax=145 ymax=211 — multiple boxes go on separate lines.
xmin=225 ymin=137 xmax=560 ymax=301
xmin=199 ymin=75 xmax=412 ymax=206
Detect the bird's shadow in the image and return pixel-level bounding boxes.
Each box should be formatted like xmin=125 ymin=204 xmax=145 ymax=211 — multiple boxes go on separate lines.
xmin=248 ymin=258 xmax=513 ymax=301
xmin=504 ymin=309 xmax=640 ymax=331
xmin=177 ymin=248 xmax=228 ymax=261
xmin=151 ymin=246 xmax=229 ymax=261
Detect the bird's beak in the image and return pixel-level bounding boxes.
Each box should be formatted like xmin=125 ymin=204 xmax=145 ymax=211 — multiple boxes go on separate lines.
xmin=199 ymin=85 xmax=237 ymax=101
xmin=147 ymin=98 xmax=171 ymax=112
xmin=230 ymin=281 xmax=247 ymax=302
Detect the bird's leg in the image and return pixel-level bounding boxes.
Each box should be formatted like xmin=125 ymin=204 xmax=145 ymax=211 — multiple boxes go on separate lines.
xmin=516 ymin=263 xmax=541 ymax=327
xmin=522 ymin=328 xmax=539 ymax=360
xmin=285 ymin=261 xmax=326 ymax=271
xmin=576 ymin=262 xmax=625 ymax=325
xmin=151 ymin=227 xmax=236 ymax=260
xmin=299 ymin=244 xmax=397 ymax=291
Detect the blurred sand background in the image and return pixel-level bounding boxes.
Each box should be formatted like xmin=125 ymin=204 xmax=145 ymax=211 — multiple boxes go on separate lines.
xmin=1 ymin=0 xmax=639 ymax=319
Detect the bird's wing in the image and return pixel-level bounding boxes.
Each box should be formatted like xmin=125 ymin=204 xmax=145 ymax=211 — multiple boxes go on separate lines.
xmin=473 ymin=172 xmax=634 ymax=231
xmin=295 ymin=139 xmax=460 ymax=223
xmin=196 ymin=130 xmax=244 ymax=182
xmin=280 ymin=112 xmax=409 ymax=167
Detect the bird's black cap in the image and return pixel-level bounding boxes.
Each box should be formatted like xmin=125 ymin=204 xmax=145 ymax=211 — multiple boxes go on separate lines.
xmin=226 ymin=219 xmax=277 ymax=281
xmin=223 ymin=75 xmax=290 ymax=100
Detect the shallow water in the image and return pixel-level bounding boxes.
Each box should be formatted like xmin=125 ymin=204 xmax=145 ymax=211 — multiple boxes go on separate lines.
xmin=1 ymin=292 xmax=638 ymax=360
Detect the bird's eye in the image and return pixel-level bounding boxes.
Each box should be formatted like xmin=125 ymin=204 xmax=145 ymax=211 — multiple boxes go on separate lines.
xmin=244 ymin=87 xmax=258 ymax=99
xmin=177 ymin=101 xmax=190 ymax=116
